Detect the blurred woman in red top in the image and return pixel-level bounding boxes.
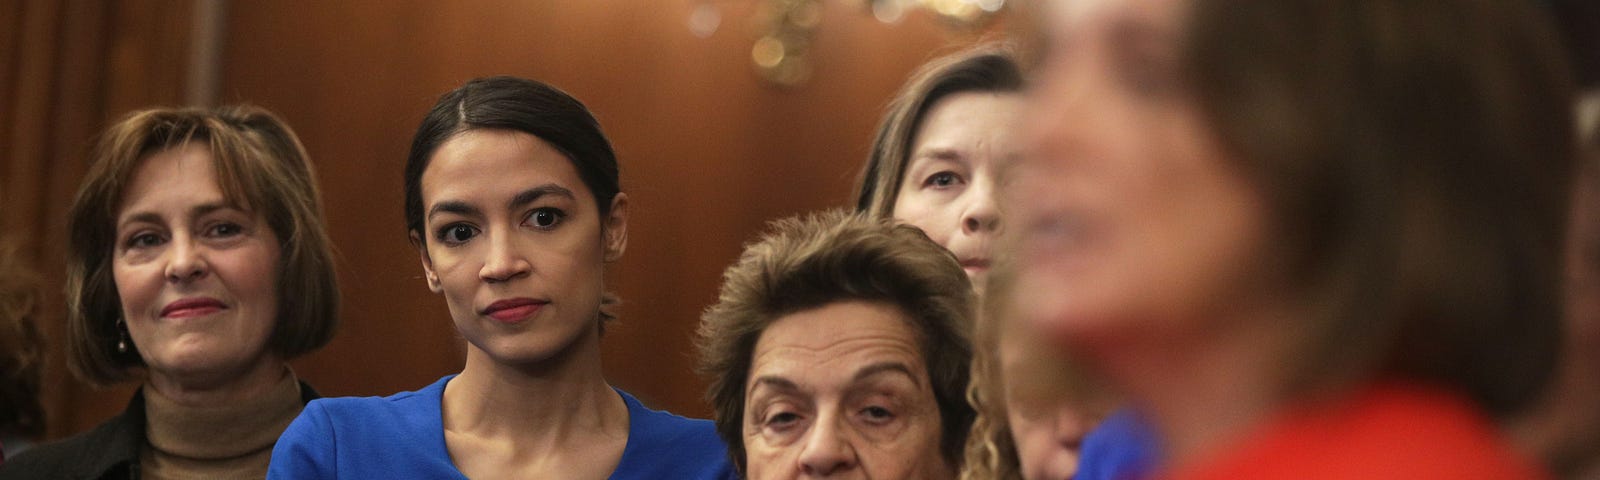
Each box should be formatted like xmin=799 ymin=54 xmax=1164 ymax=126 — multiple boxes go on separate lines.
xmin=1006 ymin=0 xmax=1577 ymax=478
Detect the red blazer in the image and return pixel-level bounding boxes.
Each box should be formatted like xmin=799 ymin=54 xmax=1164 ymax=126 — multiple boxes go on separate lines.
xmin=1167 ymin=381 xmax=1548 ymax=480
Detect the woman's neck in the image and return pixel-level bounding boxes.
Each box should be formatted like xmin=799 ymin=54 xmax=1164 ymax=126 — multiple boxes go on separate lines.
xmin=1511 ymin=340 xmax=1600 ymax=476
xmin=1096 ymin=306 xmax=1301 ymax=471
xmin=443 ymin=324 xmax=627 ymax=446
xmin=145 ymin=355 xmax=290 ymax=407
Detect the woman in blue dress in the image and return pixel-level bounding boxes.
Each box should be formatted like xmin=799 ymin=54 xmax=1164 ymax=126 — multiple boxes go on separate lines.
xmin=269 ymin=76 xmax=735 ymax=479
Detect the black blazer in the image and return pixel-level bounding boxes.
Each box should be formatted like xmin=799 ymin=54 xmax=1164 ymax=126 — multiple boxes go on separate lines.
xmin=0 ymin=382 xmax=319 ymax=480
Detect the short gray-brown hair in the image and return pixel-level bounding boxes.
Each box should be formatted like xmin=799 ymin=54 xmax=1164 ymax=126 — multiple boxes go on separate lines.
xmin=697 ymin=210 xmax=975 ymax=475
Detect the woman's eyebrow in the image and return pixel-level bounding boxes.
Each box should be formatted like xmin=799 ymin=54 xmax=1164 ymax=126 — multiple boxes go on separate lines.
xmin=427 ymin=200 xmax=482 ymax=221
xmin=191 ymin=202 xmax=236 ymax=218
xmin=851 ymin=361 xmax=922 ymax=388
xmin=748 ymin=375 xmax=802 ymax=397
xmin=117 ymin=201 xmax=234 ymax=230
xmin=913 ymin=147 xmax=967 ymax=163
xmin=508 ymin=184 xmax=576 ymax=210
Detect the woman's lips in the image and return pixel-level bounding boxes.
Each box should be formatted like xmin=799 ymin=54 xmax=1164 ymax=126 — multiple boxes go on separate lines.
xmin=961 ymin=258 xmax=992 ymax=273
xmin=160 ymin=297 xmax=227 ymax=318
xmin=482 ymin=298 xmax=548 ymax=323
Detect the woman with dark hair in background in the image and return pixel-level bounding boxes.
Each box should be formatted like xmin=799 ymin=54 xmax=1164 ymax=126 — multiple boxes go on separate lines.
xmin=0 ymin=105 xmax=341 ymax=479
xmin=1010 ymin=0 xmax=1575 ymax=478
xmin=269 ymin=76 xmax=734 ymax=479
xmin=0 ymin=240 xmax=45 ymax=462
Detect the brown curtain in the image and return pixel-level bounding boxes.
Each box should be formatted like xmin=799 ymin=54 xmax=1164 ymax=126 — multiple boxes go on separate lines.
xmin=1 ymin=0 xmax=195 ymax=440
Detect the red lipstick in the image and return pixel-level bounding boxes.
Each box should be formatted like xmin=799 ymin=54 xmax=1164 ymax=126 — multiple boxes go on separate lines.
xmin=482 ymin=298 xmax=547 ymax=324
xmin=161 ymin=297 xmax=227 ymax=318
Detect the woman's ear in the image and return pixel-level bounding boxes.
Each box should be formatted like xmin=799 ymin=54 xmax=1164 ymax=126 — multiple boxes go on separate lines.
xmin=602 ymin=193 xmax=630 ymax=263
xmin=410 ymin=230 xmax=443 ymax=293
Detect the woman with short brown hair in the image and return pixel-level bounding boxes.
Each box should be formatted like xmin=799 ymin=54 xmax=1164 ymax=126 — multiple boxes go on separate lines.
xmin=0 ymin=105 xmax=339 ymax=480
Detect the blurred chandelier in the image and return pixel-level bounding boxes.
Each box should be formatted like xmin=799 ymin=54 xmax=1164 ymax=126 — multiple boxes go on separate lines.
xmin=692 ymin=0 xmax=1008 ymax=86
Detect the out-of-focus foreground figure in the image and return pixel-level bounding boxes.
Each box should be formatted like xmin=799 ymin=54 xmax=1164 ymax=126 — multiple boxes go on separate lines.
xmin=1514 ymin=95 xmax=1600 ymax=479
xmin=1511 ymin=5 xmax=1600 ymax=476
xmin=965 ymin=257 xmax=1116 ymax=480
xmin=1012 ymin=0 xmax=1575 ymax=478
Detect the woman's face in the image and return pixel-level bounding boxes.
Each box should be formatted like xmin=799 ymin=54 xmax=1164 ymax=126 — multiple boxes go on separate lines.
xmin=742 ymin=301 xmax=953 ymax=480
xmin=416 ymin=129 xmax=627 ymax=366
xmin=999 ymin=315 xmax=1108 ymax=480
xmin=1009 ymin=0 xmax=1272 ymax=351
xmin=892 ymin=92 xmax=1023 ymax=293
xmin=112 ymin=143 xmax=283 ymax=385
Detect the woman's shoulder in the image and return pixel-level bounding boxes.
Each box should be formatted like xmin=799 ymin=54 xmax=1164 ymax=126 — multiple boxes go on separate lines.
xmin=0 ymin=398 xmax=142 ymax=480
xmin=616 ymin=388 xmax=721 ymax=446
xmin=269 ymin=376 xmax=459 ymax=480
xmin=296 ymin=375 xmax=452 ymax=432
xmin=1173 ymin=382 xmax=1549 ymax=480
xmin=612 ymin=388 xmax=736 ymax=480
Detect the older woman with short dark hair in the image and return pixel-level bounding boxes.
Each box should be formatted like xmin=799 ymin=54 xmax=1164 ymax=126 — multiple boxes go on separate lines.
xmin=698 ymin=210 xmax=975 ymax=479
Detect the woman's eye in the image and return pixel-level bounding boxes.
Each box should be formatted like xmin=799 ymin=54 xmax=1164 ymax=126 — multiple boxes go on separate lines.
xmin=924 ymin=172 xmax=961 ymax=189
xmin=860 ymin=406 xmax=896 ymax=424
xmin=436 ymin=224 xmax=479 ymax=245
xmin=207 ymin=222 xmax=244 ymax=237
xmin=525 ymin=208 xmax=565 ymax=229
xmin=765 ymin=411 xmax=801 ymax=428
xmin=126 ymin=233 xmax=164 ymax=249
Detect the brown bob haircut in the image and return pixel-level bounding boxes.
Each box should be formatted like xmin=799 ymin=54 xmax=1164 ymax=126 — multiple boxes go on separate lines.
xmin=855 ymin=43 xmax=1023 ymax=218
xmin=1183 ymin=0 xmax=1576 ymax=416
xmin=66 ymin=105 xmax=340 ymax=386
xmin=697 ymin=210 xmax=976 ymax=474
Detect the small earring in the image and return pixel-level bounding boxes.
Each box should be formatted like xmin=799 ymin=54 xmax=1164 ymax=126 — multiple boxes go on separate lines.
xmin=115 ymin=319 xmax=129 ymax=354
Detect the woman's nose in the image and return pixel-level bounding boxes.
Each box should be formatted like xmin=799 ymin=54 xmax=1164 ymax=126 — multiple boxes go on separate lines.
xmin=479 ymin=231 xmax=532 ymax=283
xmin=164 ymin=235 xmax=209 ymax=283
xmin=1053 ymin=406 xmax=1094 ymax=451
xmin=797 ymin=416 xmax=858 ymax=476
xmin=962 ymin=180 xmax=1000 ymax=235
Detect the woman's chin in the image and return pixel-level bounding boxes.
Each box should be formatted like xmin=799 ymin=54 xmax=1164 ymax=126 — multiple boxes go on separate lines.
xmin=470 ymin=326 xmax=594 ymax=367
xmin=145 ymin=352 xmax=268 ymax=388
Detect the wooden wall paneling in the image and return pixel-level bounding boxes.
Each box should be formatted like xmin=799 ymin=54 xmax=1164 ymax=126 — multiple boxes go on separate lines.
xmin=215 ymin=0 xmax=1002 ymax=420
xmin=2 ymin=0 xmax=200 ymax=440
xmin=0 ymin=0 xmax=116 ymax=441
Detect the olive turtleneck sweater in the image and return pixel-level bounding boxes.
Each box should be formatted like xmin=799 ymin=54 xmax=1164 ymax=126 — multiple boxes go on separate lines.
xmin=139 ymin=371 xmax=302 ymax=480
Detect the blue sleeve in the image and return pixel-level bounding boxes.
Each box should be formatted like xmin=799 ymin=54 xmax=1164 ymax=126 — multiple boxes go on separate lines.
xmin=1077 ymin=408 xmax=1160 ymax=480
xmin=269 ymin=400 xmax=337 ymax=479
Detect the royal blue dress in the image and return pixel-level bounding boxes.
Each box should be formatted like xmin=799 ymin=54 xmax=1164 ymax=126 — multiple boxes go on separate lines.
xmin=268 ymin=375 xmax=736 ymax=479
